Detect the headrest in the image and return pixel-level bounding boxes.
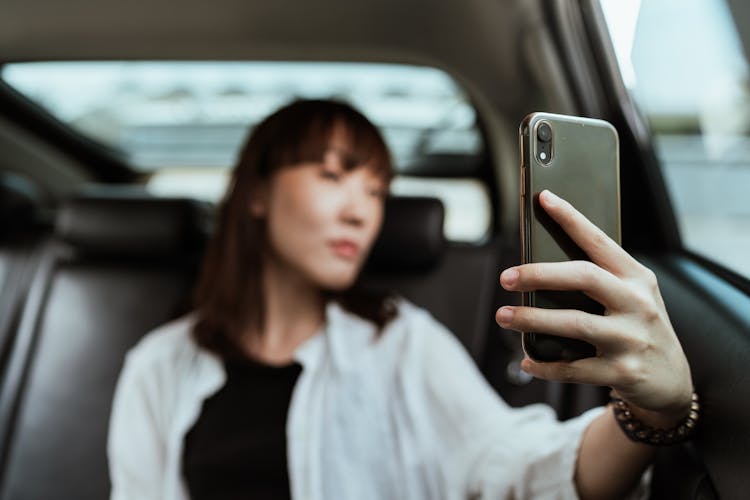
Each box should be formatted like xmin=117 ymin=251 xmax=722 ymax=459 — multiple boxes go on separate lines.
xmin=366 ymin=196 xmax=445 ymax=273
xmin=55 ymin=190 xmax=210 ymax=257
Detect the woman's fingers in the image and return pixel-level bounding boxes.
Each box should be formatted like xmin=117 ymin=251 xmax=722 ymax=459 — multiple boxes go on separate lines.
xmin=496 ymin=305 xmax=621 ymax=350
xmin=520 ymin=355 xmax=619 ymax=387
xmin=500 ymin=260 xmax=629 ymax=310
xmin=538 ymin=190 xmax=640 ymax=277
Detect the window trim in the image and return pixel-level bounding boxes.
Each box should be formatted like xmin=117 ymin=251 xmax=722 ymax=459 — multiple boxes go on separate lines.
xmin=550 ymin=0 xmax=683 ymax=253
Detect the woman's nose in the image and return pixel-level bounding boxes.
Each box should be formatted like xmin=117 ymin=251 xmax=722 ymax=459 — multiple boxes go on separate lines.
xmin=339 ymin=186 xmax=370 ymax=227
xmin=340 ymin=199 xmax=366 ymax=227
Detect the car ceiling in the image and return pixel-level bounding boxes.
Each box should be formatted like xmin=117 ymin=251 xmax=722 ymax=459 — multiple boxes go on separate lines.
xmin=2 ymin=0 xmax=528 ymax=109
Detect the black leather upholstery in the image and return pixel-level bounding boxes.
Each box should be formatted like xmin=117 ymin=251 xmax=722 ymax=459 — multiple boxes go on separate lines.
xmin=0 ymin=193 xmax=209 ymax=500
xmin=55 ymin=192 xmax=209 ymax=257
xmin=362 ymin=196 xmax=500 ymax=360
xmin=366 ymin=196 xmax=446 ymax=272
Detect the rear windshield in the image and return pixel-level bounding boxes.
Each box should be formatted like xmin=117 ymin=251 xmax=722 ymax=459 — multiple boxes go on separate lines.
xmin=2 ymin=61 xmax=482 ymax=172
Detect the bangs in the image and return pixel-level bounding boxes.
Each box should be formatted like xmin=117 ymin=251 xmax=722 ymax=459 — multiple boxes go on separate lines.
xmin=264 ymin=100 xmax=394 ymax=183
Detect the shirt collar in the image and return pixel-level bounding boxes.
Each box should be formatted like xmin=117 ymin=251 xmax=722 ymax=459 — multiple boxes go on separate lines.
xmin=294 ymin=300 xmax=376 ymax=373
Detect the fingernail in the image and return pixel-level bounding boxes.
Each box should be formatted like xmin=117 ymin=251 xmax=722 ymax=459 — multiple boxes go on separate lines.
xmin=521 ymin=358 xmax=532 ymax=372
xmin=498 ymin=306 xmax=514 ymax=325
xmin=542 ymin=189 xmax=559 ymax=205
xmin=501 ymin=268 xmax=519 ymax=288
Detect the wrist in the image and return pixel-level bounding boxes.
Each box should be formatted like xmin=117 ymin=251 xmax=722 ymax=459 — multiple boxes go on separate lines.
xmin=625 ymin=404 xmax=685 ymax=429
xmin=609 ymin=391 xmax=700 ymax=446
xmin=610 ymin=388 xmax=693 ymax=427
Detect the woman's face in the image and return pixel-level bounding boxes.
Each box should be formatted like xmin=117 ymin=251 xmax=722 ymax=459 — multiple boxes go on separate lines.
xmin=255 ymin=137 xmax=388 ymax=291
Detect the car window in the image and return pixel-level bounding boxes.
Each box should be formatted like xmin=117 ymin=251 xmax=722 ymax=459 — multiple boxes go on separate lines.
xmin=1 ymin=62 xmax=490 ymax=242
xmin=600 ymin=0 xmax=750 ymax=279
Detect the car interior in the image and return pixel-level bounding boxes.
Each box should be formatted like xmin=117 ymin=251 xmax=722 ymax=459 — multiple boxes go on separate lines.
xmin=1 ymin=0 xmax=749 ymax=499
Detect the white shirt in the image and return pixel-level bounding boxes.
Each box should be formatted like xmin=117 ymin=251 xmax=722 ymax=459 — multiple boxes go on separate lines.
xmin=107 ymin=299 xmax=649 ymax=500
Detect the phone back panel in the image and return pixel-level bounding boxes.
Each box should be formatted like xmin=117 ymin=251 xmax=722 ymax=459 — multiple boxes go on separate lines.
xmin=520 ymin=112 xmax=620 ymax=360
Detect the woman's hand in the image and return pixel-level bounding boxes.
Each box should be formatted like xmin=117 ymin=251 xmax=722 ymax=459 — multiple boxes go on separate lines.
xmin=495 ymin=190 xmax=693 ymax=425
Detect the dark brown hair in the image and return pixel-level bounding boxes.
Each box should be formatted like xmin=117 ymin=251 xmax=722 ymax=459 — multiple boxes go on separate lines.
xmin=191 ymin=99 xmax=397 ymax=359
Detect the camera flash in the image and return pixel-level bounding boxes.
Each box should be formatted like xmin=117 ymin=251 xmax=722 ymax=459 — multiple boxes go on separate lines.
xmin=540 ymin=151 xmax=547 ymax=160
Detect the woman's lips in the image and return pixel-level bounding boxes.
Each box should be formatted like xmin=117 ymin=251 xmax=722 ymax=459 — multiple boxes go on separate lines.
xmin=329 ymin=239 xmax=360 ymax=260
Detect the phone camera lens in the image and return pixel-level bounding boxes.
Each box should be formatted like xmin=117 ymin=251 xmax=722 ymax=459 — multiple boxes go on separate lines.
xmin=537 ymin=122 xmax=552 ymax=142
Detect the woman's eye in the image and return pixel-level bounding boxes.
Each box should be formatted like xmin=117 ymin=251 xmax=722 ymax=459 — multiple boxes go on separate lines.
xmin=320 ymin=169 xmax=341 ymax=181
xmin=368 ymin=187 xmax=387 ymax=199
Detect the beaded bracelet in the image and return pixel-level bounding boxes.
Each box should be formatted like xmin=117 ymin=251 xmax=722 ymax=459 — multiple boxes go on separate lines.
xmin=610 ymin=392 xmax=700 ymax=446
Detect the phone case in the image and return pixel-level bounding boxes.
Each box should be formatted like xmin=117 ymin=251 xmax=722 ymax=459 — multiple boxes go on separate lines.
xmin=519 ymin=112 xmax=620 ymax=362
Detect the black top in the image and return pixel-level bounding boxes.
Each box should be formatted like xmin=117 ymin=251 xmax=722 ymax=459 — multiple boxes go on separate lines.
xmin=182 ymin=356 xmax=303 ymax=500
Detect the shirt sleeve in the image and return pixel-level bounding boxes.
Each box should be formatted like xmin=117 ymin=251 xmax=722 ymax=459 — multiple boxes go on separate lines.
xmin=107 ymin=350 xmax=169 ymax=500
xmin=413 ymin=310 xmax=650 ymax=500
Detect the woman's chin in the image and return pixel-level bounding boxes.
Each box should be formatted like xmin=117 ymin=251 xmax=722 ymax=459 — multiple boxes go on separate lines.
xmin=320 ymin=276 xmax=358 ymax=292
xmin=313 ymin=268 xmax=360 ymax=292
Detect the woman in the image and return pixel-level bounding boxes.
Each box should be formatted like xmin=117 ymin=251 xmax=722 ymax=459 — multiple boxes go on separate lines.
xmin=108 ymin=99 xmax=695 ymax=500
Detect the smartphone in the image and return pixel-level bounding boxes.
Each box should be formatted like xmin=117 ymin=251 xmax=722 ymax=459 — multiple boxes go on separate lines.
xmin=519 ymin=112 xmax=621 ymax=362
